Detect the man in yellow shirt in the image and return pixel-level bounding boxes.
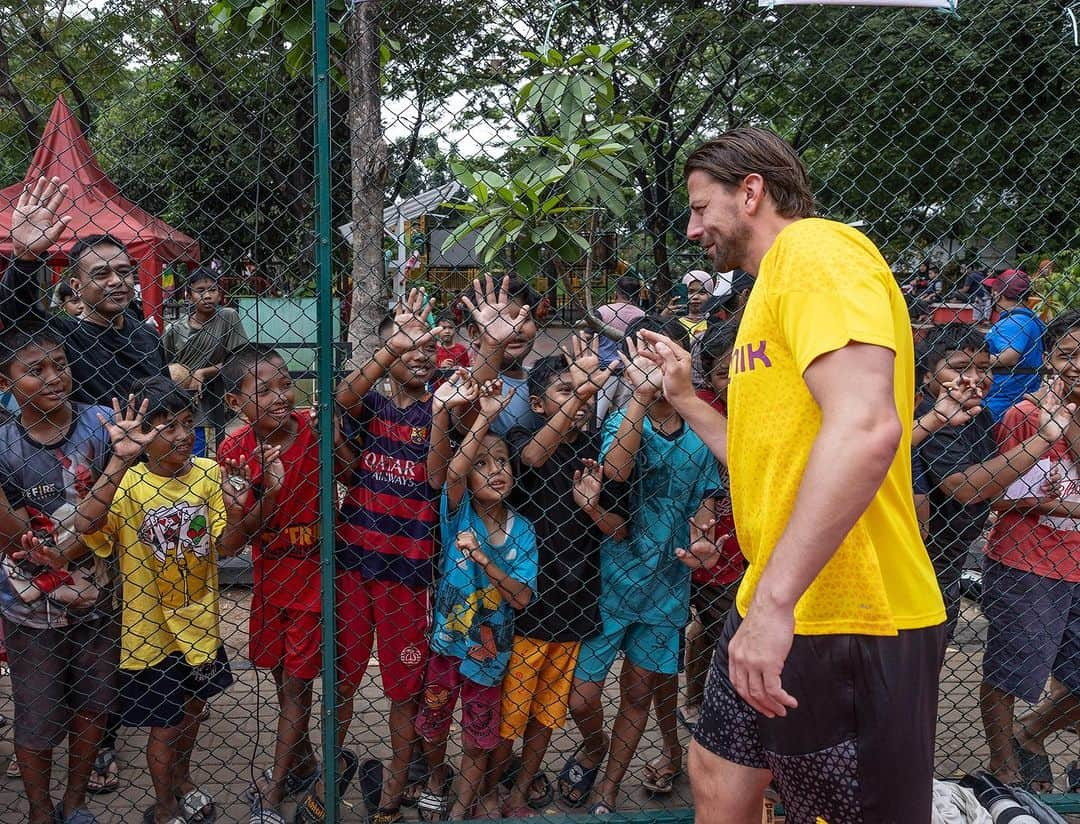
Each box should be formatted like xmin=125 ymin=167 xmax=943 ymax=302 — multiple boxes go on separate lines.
xmin=640 ymin=128 xmax=946 ymax=824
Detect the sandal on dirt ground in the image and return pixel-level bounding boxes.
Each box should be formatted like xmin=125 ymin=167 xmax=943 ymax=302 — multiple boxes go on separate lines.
xmin=53 ymin=802 xmax=98 ymax=824
xmin=294 ymin=750 xmax=359 ymax=824
xmin=244 ymin=762 xmax=322 ymax=803
xmin=642 ymin=754 xmax=683 ymax=794
xmin=1068 ymin=761 xmax=1080 ymax=793
xmin=178 ymin=786 xmax=216 ymax=824
xmin=1013 ymin=737 xmax=1054 ymax=792
xmin=249 ymin=802 xmax=288 ymax=824
xmin=558 ymin=741 xmax=604 ymax=808
xmin=416 ymin=788 xmax=449 ymax=822
xmin=358 ymin=758 xmax=384 ymax=815
xmin=87 ymin=748 xmax=119 ymax=794
xmin=142 ymin=805 xmax=185 ymax=824
xmin=527 ymin=771 xmax=554 ymax=809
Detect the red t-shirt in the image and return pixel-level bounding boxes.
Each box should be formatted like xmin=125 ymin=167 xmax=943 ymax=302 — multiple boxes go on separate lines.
xmin=436 ymin=343 xmax=470 ymax=369
xmin=692 ymin=388 xmax=744 ymax=587
xmin=984 ymin=401 xmax=1080 ymax=582
xmin=218 ymin=411 xmax=322 ymax=612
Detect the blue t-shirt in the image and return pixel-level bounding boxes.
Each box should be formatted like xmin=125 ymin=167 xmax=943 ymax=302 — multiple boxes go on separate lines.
xmin=432 ymin=487 xmax=539 ymax=686
xmin=598 ymin=411 xmax=722 ymax=627
xmin=491 ymin=372 xmax=539 ymax=437
xmin=985 ymin=307 xmax=1044 ymax=421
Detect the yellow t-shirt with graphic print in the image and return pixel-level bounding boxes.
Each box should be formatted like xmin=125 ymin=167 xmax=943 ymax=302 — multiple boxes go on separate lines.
xmin=88 ymin=458 xmax=226 ymax=669
xmin=727 ymin=218 xmax=944 ymax=636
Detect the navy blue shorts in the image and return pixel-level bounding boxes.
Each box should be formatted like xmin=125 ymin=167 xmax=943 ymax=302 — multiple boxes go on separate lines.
xmin=119 ymin=646 xmax=233 ymax=728
xmin=982 ymin=558 xmax=1080 ymax=703
xmin=694 ymin=611 xmax=945 ymax=824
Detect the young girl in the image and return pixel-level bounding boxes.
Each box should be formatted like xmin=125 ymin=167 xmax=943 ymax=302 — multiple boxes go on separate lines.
xmin=416 ymin=378 xmax=538 ymax=820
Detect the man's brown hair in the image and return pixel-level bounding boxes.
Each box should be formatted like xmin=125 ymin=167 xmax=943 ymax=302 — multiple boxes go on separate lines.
xmin=684 ymin=127 xmax=815 ymax=219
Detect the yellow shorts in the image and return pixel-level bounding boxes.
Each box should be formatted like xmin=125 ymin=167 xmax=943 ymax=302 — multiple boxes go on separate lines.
xmin=499 ymin=637 xmax=580 ymax=740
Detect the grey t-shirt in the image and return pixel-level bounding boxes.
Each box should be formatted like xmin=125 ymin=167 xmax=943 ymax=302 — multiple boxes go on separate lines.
xmin=0 ymin=404 xmax=114 ymax=628
xmin=162 ymin=307 xmax=249 ymax=427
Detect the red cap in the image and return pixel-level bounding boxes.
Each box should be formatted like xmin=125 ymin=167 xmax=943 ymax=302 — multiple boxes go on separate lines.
xmin=982 ymin=269 xmax=1031 ymax=300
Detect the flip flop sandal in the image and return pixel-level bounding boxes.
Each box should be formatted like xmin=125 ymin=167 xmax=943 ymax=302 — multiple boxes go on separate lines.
xmin=6 ymin=758 xmax=19 ymax=779
xmin=142 ymin=806 xmax=186 ymax=824
xmin=178 ymin=786 xmax=216 ymax=824
xmin=642 ymin=760 xmax=682 ymax=794
xmin=527 ymin=771 xmax=554 ymax=810
xmin=557 ymin=744 xmax=602 ymax=808
xmin=294 ymin=750 xmax=359 ymax=824
xmin=1013 ymin=738 xmax=1054 ymax=792
xmin=87 ymin=749 xmax=119 ymax=795
xmin=416 ymin=788 xmax=449 ymax=822
xmin=402 ymin=750 xmax=429 ymax=808
xmin=676 ymin=707 xmax=698 ymax=733
xmin=1068 ymin=761 xmax=1080 ymax=793
xmin=358 ymin=758 xmax=384 ymax=814
xmin=368 ymin=808 xmax=403 ymax=824
xmin=245 ymin=763 xmax=322 ymax=803
xmin=53 ymin=803 xmax=98 ymax=824
xmin=588 ymin=801 xmax=615 ymax=815
xmin=249 ymin=803 xmax=288 ymax=824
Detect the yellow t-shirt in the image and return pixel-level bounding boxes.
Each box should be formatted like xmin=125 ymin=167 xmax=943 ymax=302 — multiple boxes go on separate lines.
xmin=727 ymin=218 xmax=944 ymax=636
xmin=679 ymin=316 xmax=709 ymax=338
xmin=89 ymin=458 xmax=226 ymax=670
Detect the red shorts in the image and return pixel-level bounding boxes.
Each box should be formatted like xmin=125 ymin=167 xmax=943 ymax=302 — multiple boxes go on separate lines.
xmin=335 ymin=571 xmax=429 ymax=701
xmin=415 ymin=654 xmax=502 ymax=751
xmin=249 ymin=601 xmax=321 ymax=680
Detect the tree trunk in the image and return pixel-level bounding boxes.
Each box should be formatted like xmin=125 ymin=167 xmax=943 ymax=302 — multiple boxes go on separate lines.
xmin=345 ymin=0 xmax=387 ymax=365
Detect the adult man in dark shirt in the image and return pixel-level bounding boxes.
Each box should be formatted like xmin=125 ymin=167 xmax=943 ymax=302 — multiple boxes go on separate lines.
xmin=0 ymin=177 xmax=166 ymax=406
xmin=913 ymin=324 xmax=1067 ymax=637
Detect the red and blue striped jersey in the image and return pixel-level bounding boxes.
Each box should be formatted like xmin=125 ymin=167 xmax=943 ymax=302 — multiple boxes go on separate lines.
xmin=337 ymin=391 xmax=437 ymax=588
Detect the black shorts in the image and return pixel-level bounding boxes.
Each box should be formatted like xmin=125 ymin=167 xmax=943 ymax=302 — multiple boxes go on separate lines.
xmin=3 ymin=617 xmax=118 ymax=749
xmin=694 ymin=611 xmax=946 ymax=824
xmin=119 ymin=646 xmax=234 ymax=729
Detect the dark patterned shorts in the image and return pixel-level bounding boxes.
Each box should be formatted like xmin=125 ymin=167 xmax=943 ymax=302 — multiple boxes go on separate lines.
xmin=694 ymin=611 xmax=946 ymax=824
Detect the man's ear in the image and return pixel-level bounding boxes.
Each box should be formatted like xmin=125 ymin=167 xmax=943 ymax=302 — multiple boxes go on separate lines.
xmin=742 ymin=173 xmax=767 ymax=216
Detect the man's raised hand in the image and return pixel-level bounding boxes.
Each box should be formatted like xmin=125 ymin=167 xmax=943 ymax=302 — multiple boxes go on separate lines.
xmin=460 ymin=274 xmax=531 ymax=348
xmin=12 ymin=176 xmax=71 ymax=260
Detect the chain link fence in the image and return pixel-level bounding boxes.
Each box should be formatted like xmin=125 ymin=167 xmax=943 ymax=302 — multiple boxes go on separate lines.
xmin=0 ymin=0 xmax=1076 ymax=821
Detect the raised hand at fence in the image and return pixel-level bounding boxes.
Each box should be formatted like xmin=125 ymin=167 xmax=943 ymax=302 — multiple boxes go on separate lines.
xmin=623 ymin=335 xmax=663 ymax=402
xmin=98 ymin=394 xmax=165 ymax=462
xmin=386 ymin=286 xmax=436 ymax=355
xmin=636 ymin=329 xmax=695 ymax=406
xmin=562 ymin=332 xmax=620 ymax=400
xmin=432 ymin=367 xmax=478 ymax=412
xmin=1034 ymin=376 xmax=1078 ymax=444
xmin=460 ymin=274 xmax=532 ymax=350
xmin=676 ymin=516 xmax=722 ymax=570
xmin=11 ymin=176 xmax=70 ymax=259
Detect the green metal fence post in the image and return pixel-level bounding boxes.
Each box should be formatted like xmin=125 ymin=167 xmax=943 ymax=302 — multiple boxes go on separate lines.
xmin=313 ymin=0 xmax=337 ymax=818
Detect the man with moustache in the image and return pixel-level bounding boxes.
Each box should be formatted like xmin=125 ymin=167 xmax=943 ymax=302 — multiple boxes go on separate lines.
xmin=652 ymin=128 xmax=946 ymax=823
xmin=0 ymin=176 xmax=167 ymax=405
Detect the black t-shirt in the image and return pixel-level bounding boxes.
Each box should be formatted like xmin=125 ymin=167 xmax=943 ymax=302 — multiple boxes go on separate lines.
xmin=0 ymin=259 xmax=167 ymax=405
xmin=914 ymin=397 xmax=996 ymax=569
xmin=506 ymin=425 xmax=626 ymax=643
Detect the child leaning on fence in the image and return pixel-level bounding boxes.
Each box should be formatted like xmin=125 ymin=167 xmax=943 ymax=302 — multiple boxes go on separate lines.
xmin=979 ymin=309 xmax=1080 ymax=793
xmin=0 ymin=325 xmax=117 ymax=824
xmin=417 ymin=376 xmax=538 ymax=821
xmin=63 ymin=376 xmax=252 ymax=824
xmin=488 ymin=342 xmax=627 ymax=818
xmin=327 ymin=288 xmax=440 ymax=824
xmin=558 ymin=317 xmax=722 ymax=817
xmin=216 ymin=344 xmax=323 ymax=823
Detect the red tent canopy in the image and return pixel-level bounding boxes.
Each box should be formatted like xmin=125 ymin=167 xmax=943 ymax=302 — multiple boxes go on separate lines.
xmin=0 ymin=96 xmax=200 ymax=325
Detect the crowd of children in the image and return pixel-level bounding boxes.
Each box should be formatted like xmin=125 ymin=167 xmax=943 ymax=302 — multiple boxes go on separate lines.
xmin=2 ymin=173 xmax=1080 ymax=824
